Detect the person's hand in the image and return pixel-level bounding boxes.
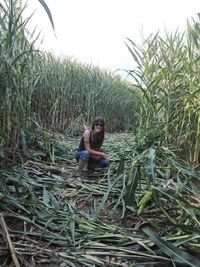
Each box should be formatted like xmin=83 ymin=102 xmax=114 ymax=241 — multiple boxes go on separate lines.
xmin=103 ymin=153 xmax=109 ymax=161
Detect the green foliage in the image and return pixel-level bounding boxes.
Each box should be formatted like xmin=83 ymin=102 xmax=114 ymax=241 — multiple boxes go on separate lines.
xmin=126 ymin=16 xmax=200 ymax=164
xmin=0 ymin=0 xmax=140 ymax=162
xmin=0 ymin=0 xmax=37 ymax=161
xmin=31 ymin=53 xmax=140 ymax=132
xmin=144 ymin=228 xmax=200 ymax=266
xmin=1 ymin=1 xmax=200 ymax=265
xmin=1 ymin=133 xmax=200 ymax=266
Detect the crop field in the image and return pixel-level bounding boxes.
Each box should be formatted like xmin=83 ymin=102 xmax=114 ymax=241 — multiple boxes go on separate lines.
xmin=1 ymin=1 xmax=200 ymax=266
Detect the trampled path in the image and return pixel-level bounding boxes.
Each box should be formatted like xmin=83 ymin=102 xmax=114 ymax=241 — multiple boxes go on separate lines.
xmin=0 ymin=133 xmax=198 ymax=266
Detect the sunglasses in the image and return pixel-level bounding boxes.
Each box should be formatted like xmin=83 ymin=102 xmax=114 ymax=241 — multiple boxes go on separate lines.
xmin=94 ymin=124 xmax=103 ymax=127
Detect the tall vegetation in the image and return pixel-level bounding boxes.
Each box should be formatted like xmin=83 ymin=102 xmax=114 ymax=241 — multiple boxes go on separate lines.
xmin=120 ymin=16 xmax=200 ymax=265
xmin=0 ymin=0 xmax=139 ymax=162
xmin=0 ymin=0 xmax=36 ymax=161
xmin=31 ymin=54 xmax=139 ymax=132
xmin=1 ymin=1 xmax=200 ymax=266
xmin=126 ymin=16 xmax=200 ymax=165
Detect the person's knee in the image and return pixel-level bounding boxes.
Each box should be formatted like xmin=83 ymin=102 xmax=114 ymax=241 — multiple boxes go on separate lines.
xmin=80 ymin=150 xmax=90 ymax=161
xmin=100 ymin=159 xmax=109 ymax=168
xmin=75 ymin=152 xmax=79 ymax=162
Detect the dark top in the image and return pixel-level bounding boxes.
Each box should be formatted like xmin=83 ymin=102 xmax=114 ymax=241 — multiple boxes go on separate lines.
xmin=78 ymin=129 xmax=100 ymax=151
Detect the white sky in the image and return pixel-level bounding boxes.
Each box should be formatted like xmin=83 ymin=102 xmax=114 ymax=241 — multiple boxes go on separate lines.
xmin=24 ymin=0 xmax=200 ymax=75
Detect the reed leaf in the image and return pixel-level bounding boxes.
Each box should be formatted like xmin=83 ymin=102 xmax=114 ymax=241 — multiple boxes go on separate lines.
xmin=37 ymin=0 xmax=55 ymax=31
xmin=143 ymin=228 xmax=200 ymax=266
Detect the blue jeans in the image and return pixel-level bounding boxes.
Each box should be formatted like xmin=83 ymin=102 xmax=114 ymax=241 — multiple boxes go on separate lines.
xmin=75 ymin=150 xmax=109 ymax=168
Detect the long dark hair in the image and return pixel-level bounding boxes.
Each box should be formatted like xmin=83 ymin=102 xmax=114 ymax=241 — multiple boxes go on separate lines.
xmin=91 ymin=117 xmax=105 ymax=148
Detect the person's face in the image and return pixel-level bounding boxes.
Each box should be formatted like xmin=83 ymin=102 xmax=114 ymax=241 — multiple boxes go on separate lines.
xmin=93 ymin=122 xmax=103 ymax=133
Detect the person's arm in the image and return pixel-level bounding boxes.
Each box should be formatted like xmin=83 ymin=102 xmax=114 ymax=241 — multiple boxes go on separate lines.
xmin=83 ymin=130 xmax=108 ymax=160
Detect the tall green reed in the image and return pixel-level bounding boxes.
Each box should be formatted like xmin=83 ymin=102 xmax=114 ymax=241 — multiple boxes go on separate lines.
xmin=126 ymin=16 xmax=200 ymax=164
xmin=30 ymin=54 xmax=139 ymax=133
xmin=0 ymin=0 xmax=140 ymax=162
xmin=0 ymin=0 xmax=36 ymax=160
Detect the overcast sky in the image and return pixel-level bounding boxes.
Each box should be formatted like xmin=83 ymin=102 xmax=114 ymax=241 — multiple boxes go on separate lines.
xmin=24 ymin=0 xmax=200 ymax=75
